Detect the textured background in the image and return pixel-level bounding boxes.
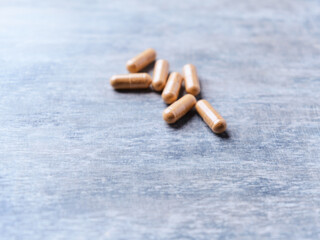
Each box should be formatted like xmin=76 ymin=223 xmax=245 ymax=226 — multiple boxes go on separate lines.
xmin=1 ymin=0 xmax=320 ymax=239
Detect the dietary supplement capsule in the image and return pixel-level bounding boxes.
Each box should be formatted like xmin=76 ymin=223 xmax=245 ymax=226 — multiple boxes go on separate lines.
xmin=110 ymin=73 xmax=152 ymax=89
xmin=163 ymin=94 xmax=196 ymax=124
xmin=195 ymin=100 xmax=227 ymax=133
xmin=183 ymin=64 xmax=200 ymax=96
xmin=152 ymin=59 xmax=169 ymax=91
xmin=126 ymin=48 xmax=156 ymax=73
xmin=162 ymin=72 xmax=183 ymax=104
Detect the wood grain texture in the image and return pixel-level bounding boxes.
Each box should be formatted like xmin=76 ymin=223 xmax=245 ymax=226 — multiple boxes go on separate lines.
xmin=0 ymin=0 xmax=320 ymax=239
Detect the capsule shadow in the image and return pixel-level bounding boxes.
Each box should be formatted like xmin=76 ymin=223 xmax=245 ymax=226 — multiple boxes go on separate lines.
xmin=168 ymin=108 xmax=196 ymax=129
xmin=195 ymin=91 xmax=203 ymax=101
xmin=194 ymin=76 xmax=206 ymax=100
xmin=215 ymin=130 xmax=230 ymax=139
xmin=114 ymin=88 xmax=153 ymax=94
xmin=178 ymin=83 xmax=185 ymax=99
xmin=201 ymin=122 xmax=231 ymax=140
xmin=139 ymin=61 xmax=155 ymax=74
xmin=154 ymin=89 xmax=163 ymax=96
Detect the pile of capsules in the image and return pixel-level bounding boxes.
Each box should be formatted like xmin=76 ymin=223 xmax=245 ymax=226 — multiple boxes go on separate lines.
xmin=110 ymin=48 xmax=227 ymax=134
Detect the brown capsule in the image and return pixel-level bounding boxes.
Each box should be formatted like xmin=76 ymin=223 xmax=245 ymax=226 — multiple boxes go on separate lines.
xmin=126 ymin=48 xmax=156 ymax=73
xmin=183 ymin=64 xmax=200 ymax=96
xmin=163 ymin=94 xmax=196 ymax=124
xmin=110 ymin=73 xmax=152 ymax=89
xmin=162 ymin=72 xmax=183 ymax=104
xmin=195 ymin=100 xmax=227 ymax=133
xmin=152 ymin=59 xmax=169 ymax=91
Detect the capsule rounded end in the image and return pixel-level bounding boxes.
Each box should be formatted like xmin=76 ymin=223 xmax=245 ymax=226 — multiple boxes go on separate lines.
xmin=212 ymin=119 xmax=227 ymax=134
xmin=147 ymin=48 xmax=157 ymax=57
xmin=162 ymin=92 xmax=177 ymax=104
xmin=195 ymin=99 xmax=206 ymax=109
xmin=186 ymin=85 xmax=200 ymax=96
xmin=163 ymin=108 xmax=176 ymax=124
xmin=171 ymin=72 xmax=181 ymax=77
xmin=110 ymin=75 xmax=118 ymax=88
xmin=126 ymin=61 xmax=138 ymax=73
xmin=185 ymin=94 xmax=197 ymax=105
xmin=152 ymin=81 xmax=164 ymax=91
xmin=183 ymin=63 xmax=194 ymax=68
xmin=143 ymin=73 xmax=152 ymax=86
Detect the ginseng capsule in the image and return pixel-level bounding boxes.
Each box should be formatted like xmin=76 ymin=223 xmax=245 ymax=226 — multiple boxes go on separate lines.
xmin=183 ymin=64 xmax=200 ymax=96
xmin=110 ymin=73 xmax=152 ymax=89
xmin=126 ymin=48 xmax=156 ymax=73
xmin=162 ymin=72 xmax=182 ymax=104
xmin=152 ymin=59 xmax=169 ymax=91
xmin=163 ymin=94 xmax=196 ymax=124
xmin=195 ymin=100 xmax=227 ymax=133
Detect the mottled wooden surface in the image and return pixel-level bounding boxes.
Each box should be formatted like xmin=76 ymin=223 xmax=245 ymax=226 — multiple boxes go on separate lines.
xmin=1 ymin=0 xmax=320 ymax=239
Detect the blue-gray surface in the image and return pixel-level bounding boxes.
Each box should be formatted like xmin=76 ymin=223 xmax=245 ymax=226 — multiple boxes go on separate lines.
xmin=1 ymin=0 xmax=320 ymax=239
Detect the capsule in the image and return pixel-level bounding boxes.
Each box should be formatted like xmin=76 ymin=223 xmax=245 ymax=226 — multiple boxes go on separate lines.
xmin=183 ymin=64 xmax=200 ymax=96
xmin=163 ymin=94 xmax=196 ymax=124
xmin=110 ymin=73 xmax=152 ymax=89
xmin=162 ymin=72 xmax=183 ymax=104
xmin=126 ymin=48 xmax=156 ymax=73
xmin=152 ymin=59 xmax=169 ymax=91
xmin=195 ymin=100 xmax=227 ymax=133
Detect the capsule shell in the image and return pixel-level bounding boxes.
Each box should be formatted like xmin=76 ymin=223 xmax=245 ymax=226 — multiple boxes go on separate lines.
xmin=152 ymin=59 xmax=169 ymax=91
xmin=195 ymin=100 xmax=227 ymax=133
xmin=183 ymin=64 xmax=200 ymax=96
xmin=163 ymin=94 xmax=196 ymax=124
xmin=110 ymin=73 xmax=152 ymax=89
xmin=126 ymin=48 xmax=156 ymax=73
xmin=162 ymin=72 xmax=183 ymax=104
